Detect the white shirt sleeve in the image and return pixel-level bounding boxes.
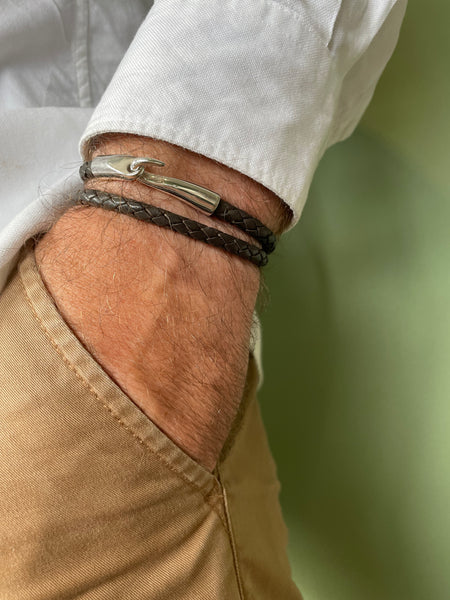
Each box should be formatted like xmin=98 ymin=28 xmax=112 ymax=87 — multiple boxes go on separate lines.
xmin=80 ymin=0 xmax=407 ymax=230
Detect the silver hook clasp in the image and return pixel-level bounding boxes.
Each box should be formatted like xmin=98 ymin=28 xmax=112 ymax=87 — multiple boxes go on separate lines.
xmin=89 ymin=155 xmax=165 ymax=180
xmin=89 ymin=154 xmax=221 ymax=215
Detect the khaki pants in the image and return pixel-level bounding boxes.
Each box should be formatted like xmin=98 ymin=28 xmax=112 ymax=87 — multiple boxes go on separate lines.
xmin=0 ymin=243 xmax=302 ymax=599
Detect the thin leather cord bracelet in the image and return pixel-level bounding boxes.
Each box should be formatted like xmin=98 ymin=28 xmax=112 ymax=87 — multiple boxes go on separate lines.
xmin=77 ymin=189 xmax=269 ymax=267
xmin=80 ymin=155 xmax=277 ymax=254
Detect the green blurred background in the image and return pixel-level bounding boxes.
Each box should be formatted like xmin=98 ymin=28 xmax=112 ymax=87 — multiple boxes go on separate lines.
xmin=258 ymin=2 xmax=450 ymax=599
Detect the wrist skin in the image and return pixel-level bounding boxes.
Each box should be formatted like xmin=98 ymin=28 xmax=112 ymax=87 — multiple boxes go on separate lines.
xmin=35 ymin=135 xmax=292 ymax=471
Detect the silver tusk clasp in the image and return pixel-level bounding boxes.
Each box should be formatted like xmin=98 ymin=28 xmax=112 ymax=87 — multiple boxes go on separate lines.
xmin=89 ymin=154 xmax=221 ymax=215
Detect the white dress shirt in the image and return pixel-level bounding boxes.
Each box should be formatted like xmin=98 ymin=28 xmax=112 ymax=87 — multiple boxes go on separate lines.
xmin=0 ymin=0 xmax=406 ymax=382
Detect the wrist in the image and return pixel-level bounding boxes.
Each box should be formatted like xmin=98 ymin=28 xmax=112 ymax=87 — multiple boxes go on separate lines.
xmin=86 ymin=133 xmax=292 ymax=236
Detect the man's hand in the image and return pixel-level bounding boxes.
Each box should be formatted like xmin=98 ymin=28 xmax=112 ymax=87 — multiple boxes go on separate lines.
xmin=35 ymin=135 xmax=291 ymax=471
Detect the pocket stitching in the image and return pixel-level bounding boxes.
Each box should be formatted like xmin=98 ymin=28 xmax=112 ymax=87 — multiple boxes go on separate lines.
xmin=18 ymin=269 xmax=228 ymax=527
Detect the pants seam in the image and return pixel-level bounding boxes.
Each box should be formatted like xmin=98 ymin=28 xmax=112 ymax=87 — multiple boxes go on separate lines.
xmin=221 ymin=480 xmax=246 ymax=600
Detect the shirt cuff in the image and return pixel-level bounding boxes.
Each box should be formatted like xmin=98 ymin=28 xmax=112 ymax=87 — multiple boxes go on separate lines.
xmin=80 ymin=0 xmax=406 ymax=231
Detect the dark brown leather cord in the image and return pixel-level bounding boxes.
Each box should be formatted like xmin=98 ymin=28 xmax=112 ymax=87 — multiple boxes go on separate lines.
xmin=77 ymin=189 xmax=269 ymax=267
xmin=80 ymin=162 xmax=277 ymax=254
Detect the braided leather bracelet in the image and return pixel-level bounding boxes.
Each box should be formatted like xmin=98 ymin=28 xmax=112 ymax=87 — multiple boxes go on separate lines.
xmin=80 ymin=155 xmax=277 ymax=255
xmin=78 ymin=189 xmax=269 ymax=267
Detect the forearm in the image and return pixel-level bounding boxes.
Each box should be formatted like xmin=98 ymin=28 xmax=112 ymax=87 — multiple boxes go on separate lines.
xmin=35 ymin=135 xmax=291 ymax=471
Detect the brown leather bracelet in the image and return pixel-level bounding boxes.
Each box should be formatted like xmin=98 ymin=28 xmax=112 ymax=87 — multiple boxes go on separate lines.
xmin=77 ymin=189 xmax=269 ymax=268
xmin=80 ymin=158 xmax=277 ymax=254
